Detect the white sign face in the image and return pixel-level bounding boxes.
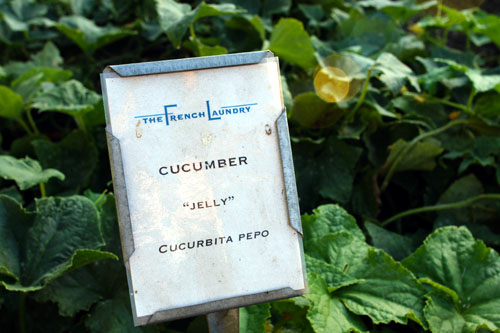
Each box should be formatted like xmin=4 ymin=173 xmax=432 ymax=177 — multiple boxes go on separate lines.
xmin=103 ymin=54 xmax=306 ymax=324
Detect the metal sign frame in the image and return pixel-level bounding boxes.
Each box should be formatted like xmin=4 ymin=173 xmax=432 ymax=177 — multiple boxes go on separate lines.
xmin=101 ymin=51 xmax=307 ymax=326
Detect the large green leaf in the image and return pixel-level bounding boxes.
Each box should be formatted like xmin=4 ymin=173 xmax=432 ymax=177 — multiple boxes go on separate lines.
xmin=384 ymin=138 xmax=444 ymax=173
xmin=156 ymin=0 xmax=244 ymax=48
xmin=474 ymin=13 xmax=500 ymax=49
xmin=85 ymin=292 xmax=155 ymax=333
xmin=269 ymin=18 xmax=317 ymax=71
xmin=0 ymin=195 xmax=33 ymax=280
xmin=271 ymin=297 xmax=313 ymax=332
xmin=33 ymin=257 xmax=124 ymax=317
xmin=30 ymin=42 xmax=63 ymax=68
xmin=4 ymin=42 xmax=63 ymax=80
xmin=0 ymin=85 xmax=23 ymax=120
xmin=85 ymin=191 xmax=121 ymax=256
xmin=402 ymin=226 xmax=500 ymax=332
xmin=56 ymin=16 xmax=135 ymax=54
xmin=240 ymin=303 xmax=271 ymax=333
xmin=358 ymin=0 xmax=437 ymax=24
xmin=0 ymin=155 xmax=64 ymax=190
xmin=437 ymin=59 xmax=500 ymax=93
xmin=0 ymin=196 xmax=116 ymax=291
xmin=375 ymin=52 xmax=421 ymax=94
xmin=307 ymin=232 xmax=427 ymax=327
xmin=291 ymin=92 xmax=345 ymax=128
xmin=317 ymin=138 xmax=363 ymax=203
xmin=305 ymin=255 xmax=361 ymax=292
xmin=305 ymin=273 xmax=367 ymax=333
xmin=293 ymin=138 xmax=362 ymax=209
xmin=12 ymin=67 xmax=72 ymax=103
xmin=33 ymin=266 xmax=104 ymax=317
xmin=444 ymin=136 xmax=500 ymax=174
xmin=364 ymin=221 xmax=414 ymax=261
xmin=0 ymin=0 xmax=49 ymax=34
xmin=34 ymin=192 xmax=123 ymax=316
xmin=302 ymin=204 xmax=365 ymax=246
xmin=32 ymin=80 xmax=102 ymax=117
xmin=33 ymin=131 xmax=98 ymax=195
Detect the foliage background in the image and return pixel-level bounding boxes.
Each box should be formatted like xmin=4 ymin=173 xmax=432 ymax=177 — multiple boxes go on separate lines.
xmin=1 ymin=0 xmax=500 ymax=332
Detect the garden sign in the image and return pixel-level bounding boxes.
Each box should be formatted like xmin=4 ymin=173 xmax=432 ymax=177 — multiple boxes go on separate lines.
xmin=101 ymin=51 xmax=307 ymax=326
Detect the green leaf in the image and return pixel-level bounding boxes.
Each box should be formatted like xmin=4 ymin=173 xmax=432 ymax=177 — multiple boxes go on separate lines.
xmin=364 ymin=222 xmax=414 ymax=261
xmin=12 ymin=67 xmax=72 ymax=103
xmin=85 ymin=292 xmax=154 ymax=332
xmin=466 ymin=69 xmax=500 ymax=93
xmin=271 ymin=297 xmax=314 ymax=332
xmin=436 ymin=59 xmax=500 ymax=93
xmin=317 ymin=138 xmax=363 ymax=204
xmin=402 ymin=226 xmax=500 ymax=332
xmin=85 ymin=191 xmax=121 ymax=256
xmin=183 ymin=37 xmax=228 ymax=57
xmin=334 ymin=13 xmax=400 ymax=56
xmin=302 ymin=204 xmax=365 ymax=246
xmin=0 ymin=85 xmax=24 ymax=120
xmin=0 ymin=0 xmax=49 ymax=33
xmin=56 ymin=16 xmax=135 ymax=54
xmin=33 ymin=254 xmax=121 ymax=317
xmin=240 ymin=303 xmax=271 ymax=333
xmin=305 ymin=255 xmax=361 ymax=291
xmin=262 ymin=0 xmax=291 ymax=16
xmin=269 ymin=18 xmax=317 ymax=71
xmin=33 ymin=266 xmax=104 ymax=317
xmin=384 ymin=138 xmax=444 ymax=173
xmin=291 ymin=92 xmax=345 ymax=128
xmin=0 ymin=196 xmax=113 ymax=291
xmin=0 ymin=186 xmax=24 ymax=204
xmin=307 ymin=232 xmax=427 ymax=327
xmin=439 ymin=174 xmax=483 ymax=203
xmin=474 ymin=13 xmax=500 ymax=49
xmin=358 ymin=0 xmax=437 ymax=23
xmin=31 ymin=42 xmax=63 ymax=68
xmin=33 ymin=131 xmax=98 ymax=195
xmin=32 ymin=80 xmax=101 ymax=117
xmin=0 ymin=155 xmax=64 ymax=190
xmin=293 ymin=138 xmax=362 ymax=208
xmin=4 ymin=42 xmax=63 ymax=80
xmin=444 ymin=136 xmax=500 ymax=173
xmin=0 ymin=195 xmax=33 ymax=280
xmin=305 ymin=273 xmax=367 ymax=333
xmin=376 ymin=52 xmax=420 ymax=94
xmin=424 ymin=290 xmax=480 ymax=333
xmin=474 ymin=93 xmax=500 ymax=124
xmin=156 ymin=0 xmax=244 ymax=48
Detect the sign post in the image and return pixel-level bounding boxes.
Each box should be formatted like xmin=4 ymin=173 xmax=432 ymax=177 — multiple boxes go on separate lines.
xmin=206 ymin=309 xmax=239 ymax=332
xmin=101 ymin=51 xmax=307 ymax=327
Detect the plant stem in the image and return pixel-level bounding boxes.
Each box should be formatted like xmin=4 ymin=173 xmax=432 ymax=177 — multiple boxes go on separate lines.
xmin=425 ymin=95 xmax=472 ymax=113
xmin=26 ymin=109 xmax=40 ymax=135
xmin=17 ymin=118 xmax=33 ymax=135
xmin=467 ymin=87 xmax=476 ymax=112
xmin=94 ymin=189 xmax=108 ymax=204
xmin=189 ymin=24 xmax=196 ymax=39
xmin=39 ymin=183 xmax=46 ymax=198
xmin=381 ymin=193 xmax=500 ymax=226
xmin=380 ymin=119 xmax=469 ymax=192
xmin=19 ymin=292 xmax=27 ymax=333
xmin=75 ymin=115 xmax=87 ymax=132
xmin=345 ymin=67 xmax=373 ymax=122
